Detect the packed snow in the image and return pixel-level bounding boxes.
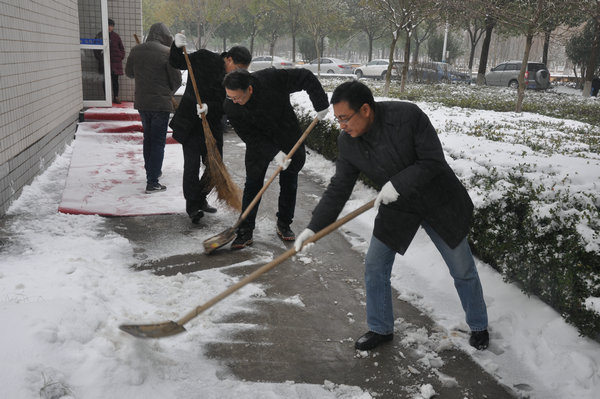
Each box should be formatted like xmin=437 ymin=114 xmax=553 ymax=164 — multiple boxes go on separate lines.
xmin=0 ymin=86 xmax=598 ymax=398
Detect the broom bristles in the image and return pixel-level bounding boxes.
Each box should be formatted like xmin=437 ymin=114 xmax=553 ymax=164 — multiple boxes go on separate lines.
xmin=202 ymin=120 xmax=242 ymax=211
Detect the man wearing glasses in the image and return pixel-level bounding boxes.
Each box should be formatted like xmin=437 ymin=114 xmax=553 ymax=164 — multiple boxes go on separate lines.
xmin=294 ymin=81 xmax=489 ymax=352
xmin=223 ymin=69 xmax=329 ymax=249
xmin=169 ymin=32 xmax=251 ymax=223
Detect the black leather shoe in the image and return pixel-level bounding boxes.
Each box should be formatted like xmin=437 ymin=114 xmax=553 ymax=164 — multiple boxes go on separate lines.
xmin=469 ymin=329 xmax=489 ymax=350
xmin=231 ymin=229 xmax=253 ymax=249
xmin=276 ymin=220 xmax=295 ymax=241
xmin=199 ymin=199 xmax=217 ymax=214
xmin=355 ymin=331 xmax=393 ymax=351
xmin=189 ymin=209 xmax=204 ymax=224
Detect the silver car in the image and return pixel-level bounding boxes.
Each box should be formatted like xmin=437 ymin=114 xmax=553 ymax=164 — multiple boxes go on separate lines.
xmin=485 ymin=61 xmax=550 ymax=90
xmin=249 ymin=56 xmax=295 ymax=71
xmin=300 ymin=57 xmax=353 ymax=74
xmin=354 ymin=59 xmax=400 ymax=79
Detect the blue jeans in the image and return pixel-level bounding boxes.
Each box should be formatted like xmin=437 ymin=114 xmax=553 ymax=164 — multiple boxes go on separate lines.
xmin=139 ymin=111 xmax=170 ymax=184
xmin=364 ymin=222 xmax=488 ymax=335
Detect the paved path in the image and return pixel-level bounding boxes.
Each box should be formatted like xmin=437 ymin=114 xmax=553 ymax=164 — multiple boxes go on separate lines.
xmin=107 ymin=127 xmax=516 ymax=398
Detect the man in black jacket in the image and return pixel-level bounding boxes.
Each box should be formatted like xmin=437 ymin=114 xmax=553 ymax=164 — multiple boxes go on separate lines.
xmin=294 ymin=81 xmax=489 ymax=351
xmin=125 ymin=23 xmax=181 ymax=193
xmin=223 ymin=69 xmax=329 ymax=249
xmin=169 ymin=32 xmax=251 ymax=223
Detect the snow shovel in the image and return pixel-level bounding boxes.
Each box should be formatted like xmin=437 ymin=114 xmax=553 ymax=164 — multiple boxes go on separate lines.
xmin=119 ymin=199 xmax=375 ymax=339
xmin=202 ymin=116 xmax=320 ymax=255
xmin=183 ymin=45 xmax=242 ymax=211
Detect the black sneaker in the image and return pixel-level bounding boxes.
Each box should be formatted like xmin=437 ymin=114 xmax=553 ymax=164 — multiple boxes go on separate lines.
xmin=145 ymin=182 xmax=166 ymax=193
xmin=199 ymin=198 xmax=217 ymax=214
xmin=355 ymin=331 xmax=393 ymax=351
xmin=469 ymin=329 xmax=489 ymax=350
xmin=189 ymin=209 xmax=204 ymax=224
xmin=231 ymin=229 xmax=253 ymax=249
xmin=276 ymin=220 xmax=295 ymax=241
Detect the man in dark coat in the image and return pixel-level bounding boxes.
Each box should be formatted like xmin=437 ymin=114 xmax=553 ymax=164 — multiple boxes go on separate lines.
xmin=294 ymin=81 xmax=489 ymax=351
xmin=223 ymin=68 xmax=329 ymax=249
xmin=169 ymin=32 xmax=251 ymax=223
xmin=125 ymin=23 xmax=182 ymax=193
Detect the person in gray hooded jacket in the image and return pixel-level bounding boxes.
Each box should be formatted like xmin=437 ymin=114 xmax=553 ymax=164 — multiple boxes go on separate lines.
xmin=125 ymin=22 xmax=182 ymax=193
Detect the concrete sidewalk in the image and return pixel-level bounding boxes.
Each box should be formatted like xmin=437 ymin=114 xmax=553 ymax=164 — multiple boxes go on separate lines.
xmin=106 ymin=127 xmax=516 ymax=399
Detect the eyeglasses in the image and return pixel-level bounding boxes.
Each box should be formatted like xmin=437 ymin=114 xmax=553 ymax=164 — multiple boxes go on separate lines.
xmin=226 ymin=90 xmax=247 ymax=102
xmin=334 ymin=111 xmax=357 ymax=125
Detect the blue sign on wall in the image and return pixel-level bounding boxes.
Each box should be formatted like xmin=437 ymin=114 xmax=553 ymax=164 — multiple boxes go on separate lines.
xmin=80 ymin=38 xmax=103 ymax=45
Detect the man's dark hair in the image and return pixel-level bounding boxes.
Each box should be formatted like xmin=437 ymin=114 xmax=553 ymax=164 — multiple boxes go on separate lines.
xmin=330 ymin=81 xmax=375 ymax=112
xmin=222 ymin=46 xmax=252 ymax=66
xmin=108 ymin=18 xmax=115 ymax=26
xmin=223 ymin=69 xmax=252 ymax=91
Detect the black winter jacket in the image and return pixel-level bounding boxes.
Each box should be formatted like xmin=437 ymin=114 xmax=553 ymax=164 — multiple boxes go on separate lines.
xmin=224 ymin=68 xmax=329 ymax=164
xmin=125 ymin=23 xmax=181 ymax=112
xmin=307 ymin=101 xmax=474 ymax=255
xmin=169 ymin=46 xmax=226 ymax=144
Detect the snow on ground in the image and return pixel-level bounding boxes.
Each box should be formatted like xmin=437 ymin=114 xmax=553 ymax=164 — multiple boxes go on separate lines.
xmin=0 ymin=87 xmax=598 ymax=398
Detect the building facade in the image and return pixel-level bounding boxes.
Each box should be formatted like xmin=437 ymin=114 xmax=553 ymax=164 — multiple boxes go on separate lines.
xmin=0 ymin=0 xmax=141 ymax=216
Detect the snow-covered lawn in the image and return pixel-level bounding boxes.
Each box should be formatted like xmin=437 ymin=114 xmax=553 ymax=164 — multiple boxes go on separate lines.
xmin=0 ymin=84 xmax=598 ymax=398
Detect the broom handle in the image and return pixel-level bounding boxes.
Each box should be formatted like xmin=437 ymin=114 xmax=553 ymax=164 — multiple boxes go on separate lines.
xmin=177 ymin=199 xmax=375 ymax=326
xmin=233 ymin=116 xmax=320 ymax=230
xmin=182 ymin=46 xmax=214 ymax=140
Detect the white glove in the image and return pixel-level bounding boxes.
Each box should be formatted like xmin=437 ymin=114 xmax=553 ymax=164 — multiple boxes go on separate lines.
xmin=374 ymin=181 xmax=399 ymax=209
xmin=294 ymin=228 xmax=315 ymax=252
xmin=316 ymin=107 xmax=329 ymax=120
xmin=274 ymin=151 xmax=291 ymax=170
xmin=174 ymin=31 xmax=186 ymax=48
xmin=196 ymin=103 xmax=208 ymax=119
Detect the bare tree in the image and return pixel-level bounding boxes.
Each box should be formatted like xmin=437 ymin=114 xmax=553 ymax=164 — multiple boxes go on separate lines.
xmin=352 ymin=0 xmax=387 ymax=61
xmin=300 ymin=0 xmax=350 ymax=77
xmin=369 ymin=0 xmax=437 ymax=94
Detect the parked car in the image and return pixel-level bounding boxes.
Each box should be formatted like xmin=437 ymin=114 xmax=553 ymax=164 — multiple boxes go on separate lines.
xmin=354 ymin=59 xmax=400 ymax=79
xmin=249 ymin=55 xmax=295 ymax=71
xmin=300 ymin=57 xmax=354 ymax=74
xmin=410 ymin=62 xmax=471 ymax=83
xmin=485 ymin=61 xmax=550 ymax=90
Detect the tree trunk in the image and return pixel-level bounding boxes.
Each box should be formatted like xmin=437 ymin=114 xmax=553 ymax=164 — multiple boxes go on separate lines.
xmin=292 ymin=34 xmax=296 ymax=63
xmin=368 ymin=33 xmax=373 ymax=62
xmin=583 ymin=19 xmax=600 ymax=97
xmin=477 ymin=16 xmax=495 ymax=86
xmin=516 ymin=32 xmax=534 ymax=113
xmin=400 ymin=29 xmax=411 ymax=93
xmin=383 ymin=30 xmax=400 ymax=96
xmin=542 ymin=29 xmax=551 ymax=66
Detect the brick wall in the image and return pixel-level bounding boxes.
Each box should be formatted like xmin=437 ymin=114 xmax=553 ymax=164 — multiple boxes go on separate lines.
xmin=0 ymin=0 xmax=82 ymax=216
xmin=0 ymin=0 xmax=142 ymax=216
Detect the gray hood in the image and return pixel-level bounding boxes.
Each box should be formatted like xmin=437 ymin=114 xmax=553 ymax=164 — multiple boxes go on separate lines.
xmin=146 ymin=23 xmax=173 ymax=47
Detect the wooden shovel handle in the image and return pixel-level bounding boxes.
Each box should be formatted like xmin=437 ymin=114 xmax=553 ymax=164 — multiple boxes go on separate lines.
xmin=177 ymin=199 xmax=375 ymax=326
xmin=234 ymin=116 xmax=320 ymax=229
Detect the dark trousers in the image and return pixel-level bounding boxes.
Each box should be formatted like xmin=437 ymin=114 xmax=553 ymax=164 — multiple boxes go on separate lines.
xmin=139 ymin=111 xmax=169 ymax=184
xmin=239 ymin=144 xmax=305 ymax=231
xmin=111 ymin=73 xmax=119 ymax=99
xmin=182 ymin=120 xmax=224 ymax=216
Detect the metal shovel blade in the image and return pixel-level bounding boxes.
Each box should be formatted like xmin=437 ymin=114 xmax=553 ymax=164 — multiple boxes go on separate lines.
xmin=203 ymin=227 xmax=236 ymax=254
xmin=119 ymin=321 xmax=187 ymax=338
